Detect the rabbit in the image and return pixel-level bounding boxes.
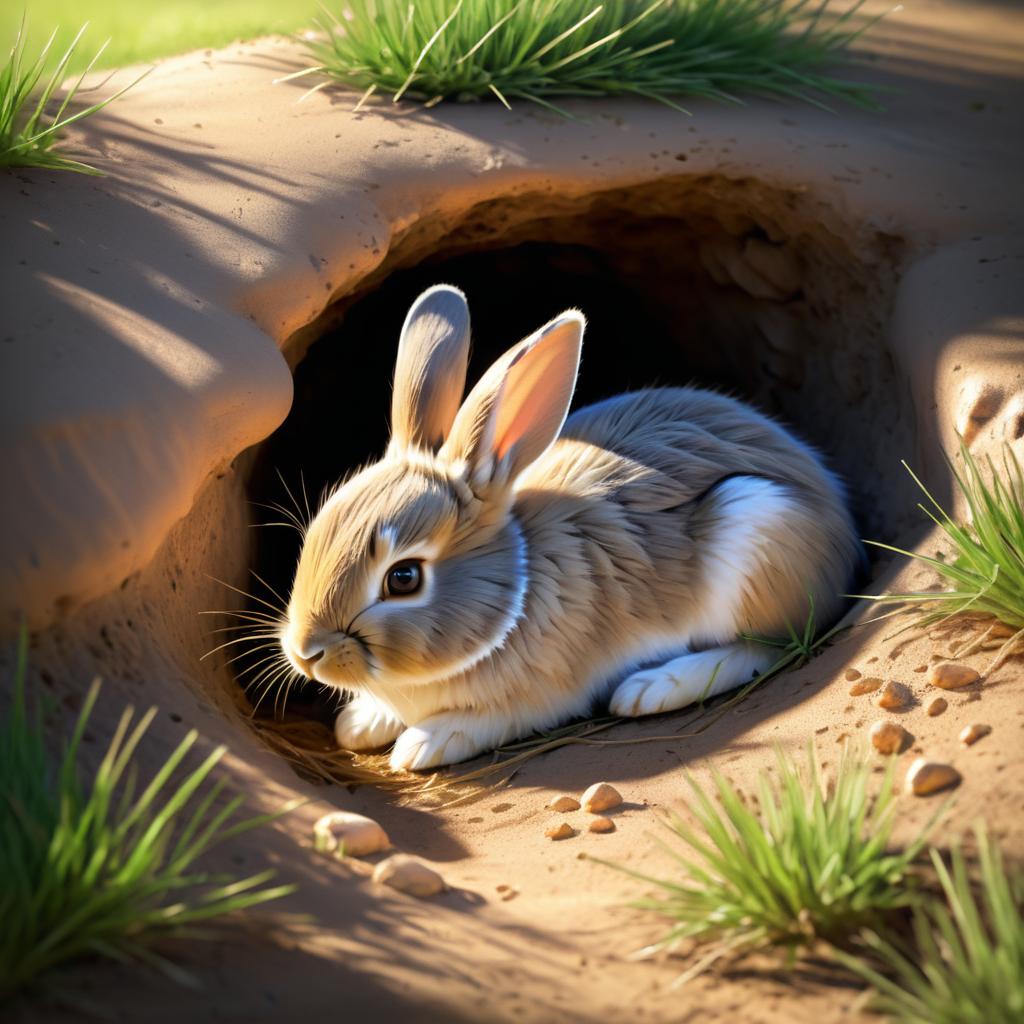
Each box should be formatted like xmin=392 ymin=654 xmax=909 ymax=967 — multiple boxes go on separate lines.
xmin=280 ymin=284 xmax=860 ymax=771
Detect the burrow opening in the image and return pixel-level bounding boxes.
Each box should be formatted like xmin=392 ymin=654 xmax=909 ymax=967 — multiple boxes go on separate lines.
xmin=239 ymin=178 xmax=918 ymax=731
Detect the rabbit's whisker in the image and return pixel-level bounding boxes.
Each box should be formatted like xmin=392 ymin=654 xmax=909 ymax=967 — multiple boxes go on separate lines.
xmin=201 ymin=633 xmax=281 ymax=661
xmin=205 ymin=574 xmax=286 ymax=617
xmin=276 ymin=468 xmax=311 ymax=530
xmin=199 ymin=608 xmax=282 ymax=625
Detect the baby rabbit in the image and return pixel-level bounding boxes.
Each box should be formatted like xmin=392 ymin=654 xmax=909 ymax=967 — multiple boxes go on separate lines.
xmin=281 ymin=285 xmax=859 ymax=770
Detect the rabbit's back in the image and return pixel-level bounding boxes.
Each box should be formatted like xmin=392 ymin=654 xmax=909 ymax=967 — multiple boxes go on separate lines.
xmin=553 ymin=387 xmax=840 ymax=506
xmin=516 ymin=386 xmax=858 ymax=641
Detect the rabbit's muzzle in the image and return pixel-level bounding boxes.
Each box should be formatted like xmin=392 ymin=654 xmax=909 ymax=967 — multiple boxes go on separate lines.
xmin=284 ymin=630 xmax=371 ymax=687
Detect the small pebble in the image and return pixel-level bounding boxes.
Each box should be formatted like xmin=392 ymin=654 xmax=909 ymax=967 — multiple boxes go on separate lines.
xmin=372 ymin=855 xmax=445 ymax=897
xmin=545 ymin=822 xmax=577 ymax=841
xmin=877 ymin=680 xmax=911 ymax=709
xmin=313 ymin=811 xmax=390 ymax=857
xmin=491 ymin=802 xmax=513 ymax=813
xmin=870 ymin=720 xmax=911 ymax=755
xmin=927 ymin=697 xmax=948 ymax=717
xmin=500 ymin=889 xmax=518 ymax=902
xmin=588 ymin=816 xmax=616 ymax=834
xmin=913 ymin=664 xmax=928 ymax=674
xmin=850 ymin=677 xmax=883 ymax=696
xmin=496 ymin=884 xmax=510 ymax=892
xmin=929 ymin=662 xmax=981 ymax=690
xmin=844 ymin=668 xmax=862 ymax=681
xmin=547 ymin=795 xmax=581 ymax=812
xmin=905 ymin=759 xmax=961 ymax=796
xmin=960 ymin=723 xmax=991 ymax=746
xmin=581 ymin=782 xmax=623 ymax=814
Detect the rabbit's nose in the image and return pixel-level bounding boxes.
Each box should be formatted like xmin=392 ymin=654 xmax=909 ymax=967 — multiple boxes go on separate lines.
xmin=293 ymin=646 xmax=324 ymax=677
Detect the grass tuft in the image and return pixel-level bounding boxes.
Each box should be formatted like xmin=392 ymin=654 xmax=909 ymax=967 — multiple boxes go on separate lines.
xmin=864 ymin=439 xmax=1024 ymax=662
xmin=600 ymin=745 xmax=941 ymax=982
xmin=0 ymin=631 xmax=297 ymax=1001
xmin=298 ymin=0 xmax=880 ymax=114
xmin=837 ymin=824 xmax=1024 ymax=1024
xmin=1 ymin=18 xmax=145 ymax=174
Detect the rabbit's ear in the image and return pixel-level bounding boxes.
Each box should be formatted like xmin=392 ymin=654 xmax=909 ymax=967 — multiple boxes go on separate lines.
xmin=390 ymin=285 xmax=471 ymax=453
xmin=443 ymin=311 xmax=584 ymax=486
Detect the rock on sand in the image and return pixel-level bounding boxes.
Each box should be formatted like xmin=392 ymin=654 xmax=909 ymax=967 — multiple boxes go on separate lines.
xmin=372 ymin=855 xmax=445 ymax=897
xmin=313 ymin=810 xmax=390 ymax=857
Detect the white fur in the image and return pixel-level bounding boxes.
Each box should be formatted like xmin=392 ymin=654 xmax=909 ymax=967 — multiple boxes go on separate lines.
xmin=610 ymin=476 xmax=795 ymax=717
xmin=685 ymin=476 xmax=799 ymax=646
xmin=609 ymin=642 xmax=776 ymax=716
xmin=334 ymin=692 xmax=404 ymax=749
xmin=390 ymin=708 xmax=521 ymax=771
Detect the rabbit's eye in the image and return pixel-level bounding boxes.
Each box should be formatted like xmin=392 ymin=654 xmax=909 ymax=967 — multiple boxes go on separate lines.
xmin=383 ymin=559 xmax=423 ymax=598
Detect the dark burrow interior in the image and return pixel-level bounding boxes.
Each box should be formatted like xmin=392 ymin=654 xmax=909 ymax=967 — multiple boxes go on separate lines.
xmin=239 ymin=198 xmax=918 ymax=727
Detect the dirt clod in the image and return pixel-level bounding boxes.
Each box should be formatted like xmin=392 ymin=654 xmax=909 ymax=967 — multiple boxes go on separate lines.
xmin=545 ymin=822 xmax=577 ymax=841
xmin=850 ymin=676 xmax=883 ymax=696
xmin=547 ymin=795 xmax=581 ymax=812
xmin=588 ymin=816 xmax=616 ymax=834
xmin=988 ymin=620 xmax=1016 ymax=638
xmin=927 ymin=697 xmax=948 ymax=717
xmin=906 ymin=759 xmax=962 ymax=796
xmin=581 ymin=782 xmax=623 ymax=814
xmin=960 ymin=723 xmax=992 ymax=746
xmin=372 ymin=855 xmax=445 ymax=897
xmin=313 ymin=810 xmax=390 ymax=858
xmin=877 ymin=680 xmax=911 ymax=709
xmin=870 ymin=720 xmax=911 ymax=755
xmin=929 ymin=662 xmax=981 ymax=690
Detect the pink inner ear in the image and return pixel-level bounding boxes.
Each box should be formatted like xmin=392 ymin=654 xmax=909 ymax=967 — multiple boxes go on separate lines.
xmin=494 ymin=356 xmax=550 ymax=460
xmin=492 ymin=319 xmax=581 ymax=463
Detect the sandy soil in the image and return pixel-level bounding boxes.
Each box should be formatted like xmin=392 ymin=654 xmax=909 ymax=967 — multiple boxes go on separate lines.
xmin=2 ymin=0 xmax=1023 ymax=1020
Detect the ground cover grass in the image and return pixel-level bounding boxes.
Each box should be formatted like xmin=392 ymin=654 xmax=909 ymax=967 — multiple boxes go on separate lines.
xmin=298 ymin=0 xmax=879 ymax=112
xmin=597 ymin=745 xmax=941 ymax=982
xmin=610 ymin=747 xmax=1022 ymax=1019
xmin=2 ymin=1 xmax=314 ymax=75
xmin=0 ymin=633 xmax=297 ymax=1001
xmin=1 ymin=20 xmax=146 ymax=173
xmin=838 ymin=824 xmax=1024 ymax=1024
xmin=865 ymin=440 xmax=1024 ymax=663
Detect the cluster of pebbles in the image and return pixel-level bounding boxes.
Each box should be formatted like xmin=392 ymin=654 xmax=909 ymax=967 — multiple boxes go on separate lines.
xmin=846 ymin=659 xmax=991 ymax=796
xmin=313 ymin=809 xmax=445 ymax=898
xmin=310 ymin=782 xmax=629 ymax=901
xmin=544 ymin=782 xmax=624 ymax=840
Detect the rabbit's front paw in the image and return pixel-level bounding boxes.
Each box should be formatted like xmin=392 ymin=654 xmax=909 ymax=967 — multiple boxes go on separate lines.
xmin=389 ymin=715 xmax=484 ymax=771
xmin=609 ymin=667 xmax=687 ymax=717
xmin=334 ymin=698 xmax=404 ymax=751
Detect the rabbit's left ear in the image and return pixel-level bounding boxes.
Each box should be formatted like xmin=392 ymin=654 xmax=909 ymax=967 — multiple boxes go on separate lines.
xmin=390 ymin=285 xmax=471 ymax=454
xmin=442 ymin=311 xmax=584 ymax=487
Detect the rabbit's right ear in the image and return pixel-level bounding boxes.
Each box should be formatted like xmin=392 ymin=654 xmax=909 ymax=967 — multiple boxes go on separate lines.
xmin=390 ymin=285 xmax=471 ymax=454
xmin=442 ymin=311 xmax=584 ymax=490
